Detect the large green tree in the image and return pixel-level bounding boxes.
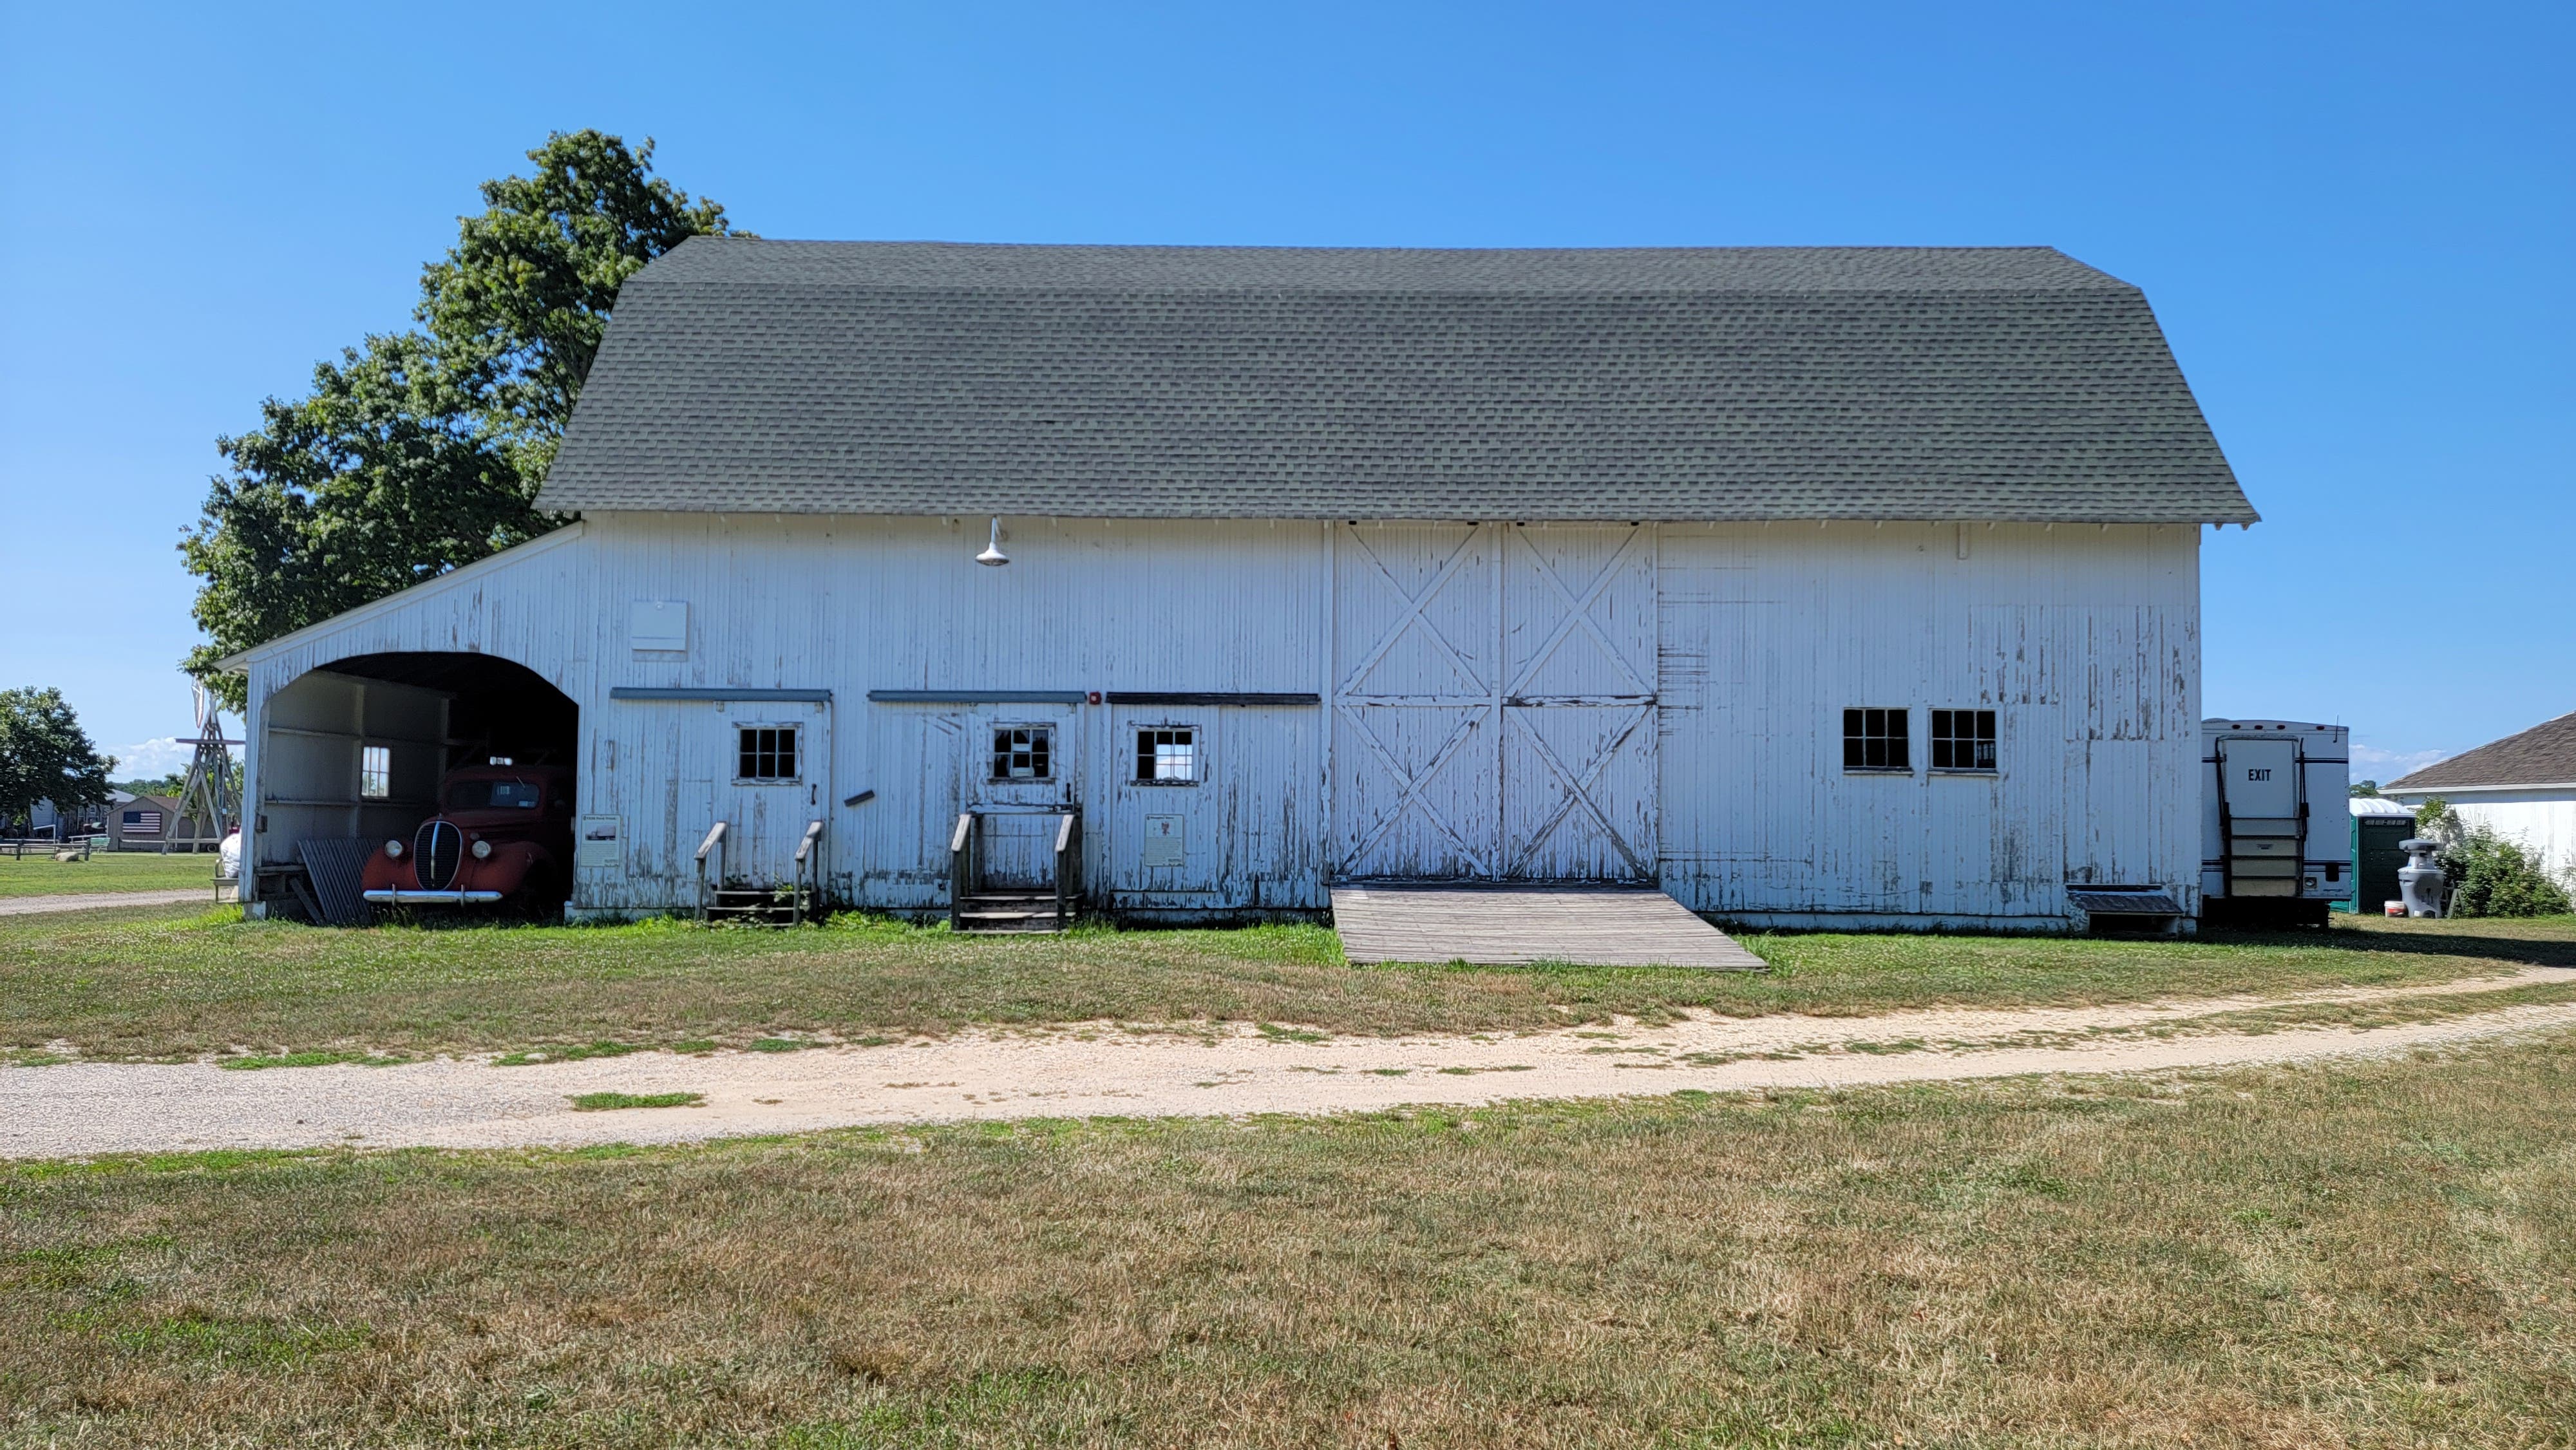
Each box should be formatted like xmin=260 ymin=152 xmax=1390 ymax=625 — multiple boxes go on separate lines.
xmin=182 ymin=132 xmax=735 ymax=706
xmin=0 ymin=688 xmax=115 ymax=833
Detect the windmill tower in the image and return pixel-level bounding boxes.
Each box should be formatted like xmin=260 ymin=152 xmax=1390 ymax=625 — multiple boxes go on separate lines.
xmin=163 ymin=686 xmax=240 ymax=855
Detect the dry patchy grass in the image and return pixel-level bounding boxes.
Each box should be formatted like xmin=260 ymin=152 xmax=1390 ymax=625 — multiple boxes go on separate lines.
xmin=0 ymin=851 xmax=225 ymax=899
xmin=5 ymin=1031 xmax=2572 ymax=1446
xmin=1 ymin=909 xmax=2568 ymax=1064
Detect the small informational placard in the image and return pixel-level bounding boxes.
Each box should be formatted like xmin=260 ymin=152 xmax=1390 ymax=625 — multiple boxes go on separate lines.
xmin=576 ymin=815 xmax=623 ymax=870
xmin=1142 ymin=814 xmax=1185 ymax=868
xmin=630 ymin=600 xmax=688 ymax=652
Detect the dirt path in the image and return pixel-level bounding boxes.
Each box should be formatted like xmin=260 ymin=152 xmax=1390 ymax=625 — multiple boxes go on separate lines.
xmin=5 ymin=968 xmax=2570 ymax=1158
xmin=0 ymin=888 xmax=219 ymax=916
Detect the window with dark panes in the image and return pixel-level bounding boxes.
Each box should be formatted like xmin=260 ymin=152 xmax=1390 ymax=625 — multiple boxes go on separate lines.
xmin=1842 ymin=708 xmax=1910 ymax=772
xmin=1134 ymin=727 xmax=1197 ymax=783
xmin=992 ymin=726 xmax=1052 ymax=781
xmin=1930 ymin=708 xmax=1998 ymax=771
xmin=737 ymin=725 xmax=799 ymax=781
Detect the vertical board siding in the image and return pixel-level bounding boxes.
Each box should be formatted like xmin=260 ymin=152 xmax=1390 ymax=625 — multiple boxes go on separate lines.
xmin=243 ymin=514 xmax=2201 ymax=925
xmin=1657 ymin=522 xmax=2199 ymax=926
xmin=2445 ymin=796 xmax=2576 ymax=880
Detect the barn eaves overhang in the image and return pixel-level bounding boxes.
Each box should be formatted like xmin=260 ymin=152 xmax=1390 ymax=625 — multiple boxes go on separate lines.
xmin=538 ymin=240 xmax=2262 ymax=529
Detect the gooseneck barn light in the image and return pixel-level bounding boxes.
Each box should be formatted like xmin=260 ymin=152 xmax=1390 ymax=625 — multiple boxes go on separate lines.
xmin=974 ymin=517 xmax=1010 ymax=567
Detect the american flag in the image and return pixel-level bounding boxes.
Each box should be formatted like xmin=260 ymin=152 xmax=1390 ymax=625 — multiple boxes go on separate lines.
xmin=125 ymin=810 xmax=162 ymax=834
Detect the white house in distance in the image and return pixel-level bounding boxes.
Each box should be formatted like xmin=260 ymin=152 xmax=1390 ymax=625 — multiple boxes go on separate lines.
xmin=225 ymin=241 xmax=2259 ymax=929
xmin=2384 ymin=710 xmax=2576 ymax=880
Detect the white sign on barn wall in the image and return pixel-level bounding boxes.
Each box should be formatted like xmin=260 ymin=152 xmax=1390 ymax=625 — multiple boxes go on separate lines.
xmin=576 ymin=815 xmax=622 ymax=869
xmin=1331 ymin=522 xmax=1658 ymax=883
xmin=630 ymin=601 xmax=688 ymax=652
xmin=1142 ymin=814 xmax=1186 ymax=867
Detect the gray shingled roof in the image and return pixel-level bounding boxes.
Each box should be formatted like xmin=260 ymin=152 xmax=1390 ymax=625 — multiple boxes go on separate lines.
xmin=2390 ymin=711 xmax=2576 ymax=791
xmin=538 ymin=240 xmax=2257 ymax=523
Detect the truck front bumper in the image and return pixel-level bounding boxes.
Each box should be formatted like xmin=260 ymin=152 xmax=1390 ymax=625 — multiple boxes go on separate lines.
xmin=363 ymin=889 xmax=505 ymax=905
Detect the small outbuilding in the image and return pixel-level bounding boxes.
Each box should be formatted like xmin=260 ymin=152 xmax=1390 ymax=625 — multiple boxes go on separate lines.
xmin=226 ymin=241 xmax=2259 ymax=930
xmin=108 ymin=793 xmax=177 ymax=850
xmin=2383 ymin=710 xmax=2576 ymax=880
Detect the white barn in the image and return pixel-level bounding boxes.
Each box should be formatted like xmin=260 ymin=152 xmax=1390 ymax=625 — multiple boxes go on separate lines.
xmin=227 ymin=241 xmax=2258 ymax=930
xmin=2384 ymin=710 xmax=2576 ymax=881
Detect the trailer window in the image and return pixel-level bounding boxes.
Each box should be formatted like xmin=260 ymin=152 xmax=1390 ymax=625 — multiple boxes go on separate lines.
xmin=1929 ymin=709 xmax=1997 ymax=771
xmin=1135 ymin=727 xmax=1197 ymax=784
xmin=992 ymin=726 xmax=1052 ymax=781
xmin=737 ymin=726 xmax=799 ymax=782
xmin=1842 ymin=708 xmax=1910 ymax=772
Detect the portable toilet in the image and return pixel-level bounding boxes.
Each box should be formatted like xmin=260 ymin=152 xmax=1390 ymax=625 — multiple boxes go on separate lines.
xmin=2344 ymin=796 xmax=2417 ymax=915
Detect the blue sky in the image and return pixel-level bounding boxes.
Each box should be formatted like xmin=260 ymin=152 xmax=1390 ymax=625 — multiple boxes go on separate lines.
xmin=2 ymin=0 xmax=2566 ymax=780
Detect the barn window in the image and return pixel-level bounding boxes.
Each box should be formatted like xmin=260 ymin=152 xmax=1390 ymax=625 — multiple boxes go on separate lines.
xmin=360 ymin=746 xmax=392 ymax=799
xmin=1929 ymin=709 xmax=1998 ymax=771
xmin=737 ymin=725 xmax=800 ymax=782
xmin=1135 ymin=727 xmax=1197 ymax=784
xmin=1842 ymin=708 xmax=1911 ymax=772
xmin=992 ymin=726 xmax=1052 ymax=781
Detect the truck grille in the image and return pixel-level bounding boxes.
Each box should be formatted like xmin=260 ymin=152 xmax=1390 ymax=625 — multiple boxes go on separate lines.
xmin=413 ymin=820 xmax=462 ymax=890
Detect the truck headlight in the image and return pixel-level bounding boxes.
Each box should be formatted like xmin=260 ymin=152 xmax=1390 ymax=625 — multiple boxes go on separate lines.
xmin=384 ymin=839 xmax=404 ymax=858
xmin=471 ymin=839 xmax=493 ymax=860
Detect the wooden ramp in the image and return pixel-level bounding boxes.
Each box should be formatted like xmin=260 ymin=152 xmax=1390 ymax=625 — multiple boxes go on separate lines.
xmin=1331 ymin=883 xmax=1765 ymax=970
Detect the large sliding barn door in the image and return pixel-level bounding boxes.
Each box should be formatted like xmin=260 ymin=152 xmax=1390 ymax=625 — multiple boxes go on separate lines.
xmin=1332 ymin=524 xmax=1500 ymax=879
xmin=1332 ymin=523 xmax=1656 ymax=882
xmin=1500 ymin=525 xmax=1657 ymax=880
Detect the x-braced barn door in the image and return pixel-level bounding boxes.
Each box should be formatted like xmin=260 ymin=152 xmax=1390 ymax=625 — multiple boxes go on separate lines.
xmin=1331 ymin=523 xmax=1656 ymax=882
xmin=1500 ymin=525 xmax=1657 ymax=880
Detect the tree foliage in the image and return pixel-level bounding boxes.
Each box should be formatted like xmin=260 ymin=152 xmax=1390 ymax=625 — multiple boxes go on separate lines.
xmin=182 ymin=132 xmax=735 ymax=707
xmin=419 ymin=131 xmax=734 ymax=479
xmin=0 ymin=687 xmax=115 ymax=831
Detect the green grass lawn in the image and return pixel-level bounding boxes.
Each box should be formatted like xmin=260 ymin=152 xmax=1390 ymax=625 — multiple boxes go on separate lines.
xmin=0 ymin=850 xmax=227 ymax=899
xmin=6 ymin=1031 xmax=2570 ymax=1447
xmin=3 ymin=903 xmax=2568 ymax=1063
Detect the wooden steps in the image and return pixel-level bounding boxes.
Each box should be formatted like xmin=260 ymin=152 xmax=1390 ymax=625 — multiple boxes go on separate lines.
xmin=954 ymin=890 xmax=1070 ymax=934
xmin=705 ymin=887 xmax=802 ymax=927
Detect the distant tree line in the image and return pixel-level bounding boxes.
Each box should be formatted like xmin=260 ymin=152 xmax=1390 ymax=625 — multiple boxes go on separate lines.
xmin=181 ymin=131 xmax=739 ymax=710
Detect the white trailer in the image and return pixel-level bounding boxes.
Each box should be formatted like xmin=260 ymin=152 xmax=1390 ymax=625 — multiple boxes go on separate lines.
xmin=2201 ymin=719 xmax=2351 ymax=925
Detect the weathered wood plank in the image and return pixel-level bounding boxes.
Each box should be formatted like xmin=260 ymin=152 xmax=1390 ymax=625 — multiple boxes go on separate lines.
xmin=1330 ymin=883 xmax=1764 ymax=969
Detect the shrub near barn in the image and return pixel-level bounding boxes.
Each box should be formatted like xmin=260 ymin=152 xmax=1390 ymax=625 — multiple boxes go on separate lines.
xmin=2415 ymin=796 xmax=2573 ymax=918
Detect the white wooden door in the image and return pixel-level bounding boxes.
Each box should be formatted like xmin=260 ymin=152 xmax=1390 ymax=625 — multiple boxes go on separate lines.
xmin=968 ymin=705 xmax=1081 ymax=889
xmin=1331 ymin=523 xmax=1656 ymax=881
xmin=1332 ymin=524 xmax=1499 ymax=879
xmin=714 ymin=700 xmax=832 ymax=887
xmin=1501 ymin=525 xmax=1658 ymax=880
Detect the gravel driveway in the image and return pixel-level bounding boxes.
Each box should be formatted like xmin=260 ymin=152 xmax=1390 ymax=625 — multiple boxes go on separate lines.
xmin=7 ymin=970 xmax=2569 ymax=1158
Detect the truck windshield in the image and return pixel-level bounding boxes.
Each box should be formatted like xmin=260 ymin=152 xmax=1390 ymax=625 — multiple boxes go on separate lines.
xmin=448 ymin=779 xmax=543 ymax=811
